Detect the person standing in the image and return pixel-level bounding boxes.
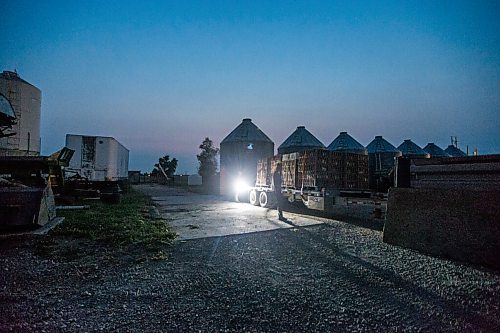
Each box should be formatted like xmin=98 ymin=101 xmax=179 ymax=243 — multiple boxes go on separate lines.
xmin=273 ymin=162 xmax=286 ymax=221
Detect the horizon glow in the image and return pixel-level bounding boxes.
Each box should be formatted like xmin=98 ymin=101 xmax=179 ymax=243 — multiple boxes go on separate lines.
xmin=1 ymin=0 xmax=498 ymax=174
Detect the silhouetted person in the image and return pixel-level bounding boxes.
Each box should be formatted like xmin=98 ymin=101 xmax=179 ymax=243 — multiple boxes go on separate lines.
xmin=273 ymin=163 xmax=286 ymax=221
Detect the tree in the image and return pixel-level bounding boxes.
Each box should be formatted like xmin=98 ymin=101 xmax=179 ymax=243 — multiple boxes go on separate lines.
xmin=152 ymin=155 xmax=178 ymax=179
xmin=197 ymin=137 xmax=219 ymax=183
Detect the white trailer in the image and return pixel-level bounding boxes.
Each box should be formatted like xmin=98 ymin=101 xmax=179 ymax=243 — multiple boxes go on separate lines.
xmin=65 ymin=134 xmax=129 ymax=182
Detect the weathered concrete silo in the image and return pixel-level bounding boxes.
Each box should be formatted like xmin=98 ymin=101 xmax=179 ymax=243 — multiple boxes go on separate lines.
xmin=444 ymin=145 xmax=466 ymax=157
xmin=0 ymin=94 xmax=16 ymax=121
xmin=0 ymin=71 xmax=41 ymax=156
xmin=423 ymin=143 xmax=449 ymax=158
xmin=0 ymin=94 xmax=16 ymax=138
xmin=278 ymin=126 xmax=325 ymax=155
xmin=220 ymin=118 xmax=274 ymax=196
xmin=397 ymin=139 xmax=430 ymax=158
xmin=366 ymin=136 xmax=402 ymax=192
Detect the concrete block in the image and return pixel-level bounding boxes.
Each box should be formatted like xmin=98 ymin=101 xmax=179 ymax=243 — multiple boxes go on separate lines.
xmin=383 ymin=187 xmax=500 ymax=269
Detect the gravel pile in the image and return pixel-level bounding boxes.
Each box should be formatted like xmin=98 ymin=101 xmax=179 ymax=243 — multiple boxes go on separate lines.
xmin=1 ymin=219 xmax=499 ymax=332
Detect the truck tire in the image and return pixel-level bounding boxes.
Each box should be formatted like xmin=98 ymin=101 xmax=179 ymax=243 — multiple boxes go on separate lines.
xmin=249 ymin=190 xmax=260 ymax=206
xmin=235 ymin=191 xmax=249 ymax=203
xmin=259 ymin=191 xmax=276 ymax=208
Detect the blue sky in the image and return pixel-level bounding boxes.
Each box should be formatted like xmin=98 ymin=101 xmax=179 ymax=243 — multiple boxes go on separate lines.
xmin=1 ymin=0 xmax=499 ymax=173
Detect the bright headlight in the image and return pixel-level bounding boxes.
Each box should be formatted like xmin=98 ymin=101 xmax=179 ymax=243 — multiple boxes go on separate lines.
xmin=234 ymin=179 xmax=250 ymax=194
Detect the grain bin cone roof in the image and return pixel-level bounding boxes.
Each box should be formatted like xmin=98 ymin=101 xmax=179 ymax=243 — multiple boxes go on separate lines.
xmin=423 ymin=143 xmax=449 ymax=157
xmin=221 ymin=118 xmax=273 ymax=144
xmin=278 ymin=126 xmax=325 ymax=154
xmin=444 ymin=145 xmax=466 ymax=157
xmin=327 ymin=131 xmax=367 ymax=154
xmin=366 ymin=136 xmax=400 ymax=154
xmin=397 ymin=139 xmax=429 ymax=157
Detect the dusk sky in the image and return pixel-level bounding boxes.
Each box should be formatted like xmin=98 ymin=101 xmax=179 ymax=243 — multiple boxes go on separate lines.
xmin=1 ymin=0 xmax=499 ymax=174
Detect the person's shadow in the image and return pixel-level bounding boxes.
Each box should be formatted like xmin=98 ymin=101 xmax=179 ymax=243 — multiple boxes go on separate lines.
xmin=278 ymin=215 xmax=289 ymax=223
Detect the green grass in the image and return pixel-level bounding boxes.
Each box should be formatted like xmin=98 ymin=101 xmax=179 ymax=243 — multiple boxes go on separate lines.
xmin=53 ymin=189 xmax=176 ymax=248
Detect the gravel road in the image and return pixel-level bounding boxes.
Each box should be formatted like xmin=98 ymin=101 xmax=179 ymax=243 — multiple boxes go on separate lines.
xmin=1 ymin=185 xmax=499 ymax=332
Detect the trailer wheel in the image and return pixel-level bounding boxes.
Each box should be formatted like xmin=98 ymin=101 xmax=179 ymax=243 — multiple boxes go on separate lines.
xmin=249 ymin=190 xmax=260 ymax=206
xmin=259 ymin=191 xmax=276 ymax=208
xmin=235 ymin=191 xmax=249 ymax=203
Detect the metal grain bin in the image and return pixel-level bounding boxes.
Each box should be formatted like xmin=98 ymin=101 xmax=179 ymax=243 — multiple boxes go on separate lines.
xmin=395 ymin=140 xmax=429 ymax=188
xmin=423 ymin=143 xmax=450 ymax=158
xmin=366 ymin=136 xmax=402 ymax=192
xmin=444 ymin=145 xmax=466 ymax=157
xmin=397 ymin=139 xmax=430 ymax=158
xmin=278 ymin=126 xmax=325 ymax=155
xmin=327 ymin=131 xmax=367 ymax=155
xmin=327 ymin=132 xmax=369 ymax=190
xmin=220 ymin=118 xmax=274 ymax=196
xmin=0 ymin=71 xmax=41 ymax=156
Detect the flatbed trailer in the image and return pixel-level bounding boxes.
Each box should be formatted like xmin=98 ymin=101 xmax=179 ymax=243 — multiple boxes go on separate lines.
xmin=240 ymin=149 xmax=371 ymax=211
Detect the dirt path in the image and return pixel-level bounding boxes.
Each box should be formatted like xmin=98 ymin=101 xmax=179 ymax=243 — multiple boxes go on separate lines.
xmin=1 ymin=185 xmax=499 ymax=332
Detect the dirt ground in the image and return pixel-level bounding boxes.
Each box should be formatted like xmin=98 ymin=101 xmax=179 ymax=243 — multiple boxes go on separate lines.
xmin=1 ymin=184 xmax=499 ymax=332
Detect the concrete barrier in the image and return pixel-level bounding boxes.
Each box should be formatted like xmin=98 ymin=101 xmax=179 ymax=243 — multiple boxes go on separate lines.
xmin=383 ymin=187 xmax=500 ymax=270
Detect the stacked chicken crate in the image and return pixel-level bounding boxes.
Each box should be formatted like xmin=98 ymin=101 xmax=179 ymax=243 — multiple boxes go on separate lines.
xmin=281 ymin=153 xmax=298 ymax=188
xmin=256 ymin=156 xmax=281 ymax=187
xmin=336 ymin=152 xmax=369 ymax=190
xmin=255 ymin=149 xmax=369 ymax=192
xmin=277 ymin=149 xmax=369 ymax=191
xmin=256 ymin=157 xmax=273 ymax=187
xmin=297 ymin=149 xmax=331 ymax=189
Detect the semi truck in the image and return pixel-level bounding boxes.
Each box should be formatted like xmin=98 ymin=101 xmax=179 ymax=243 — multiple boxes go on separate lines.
xmin=235 ymin=148 xmax=370 ymax=211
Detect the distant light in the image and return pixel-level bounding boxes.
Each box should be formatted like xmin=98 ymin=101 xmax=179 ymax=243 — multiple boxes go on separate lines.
xmin=247 ymin=143 xmax=253 ymax=150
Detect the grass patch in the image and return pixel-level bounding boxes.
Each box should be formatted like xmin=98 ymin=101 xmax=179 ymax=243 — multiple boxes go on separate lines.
xmin=53 ymin=189 xmax=176 ymax=248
